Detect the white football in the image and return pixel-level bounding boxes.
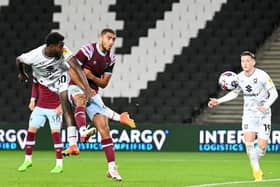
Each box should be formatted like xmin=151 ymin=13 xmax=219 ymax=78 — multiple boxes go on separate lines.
xmin=218 ymin=71 xmax=239 ymax=91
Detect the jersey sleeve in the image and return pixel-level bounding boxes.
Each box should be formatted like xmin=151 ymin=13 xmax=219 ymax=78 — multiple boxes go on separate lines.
xmin=104 ymin=52 xmax=116 ymax=74
xmin=18 ymin=48 xmax=38 ymax=65
xmin=63 ymin=46 xmax=73 ymax=69
xmin=63 ymin=46 xmax=73 ymax=60
xmin=31 ymin=77 xmax=39 ymax=100
xmin=262 ymin=71 xmax=275 ymax=90
xmin=75 ymin=43 xmax=94 ymax=66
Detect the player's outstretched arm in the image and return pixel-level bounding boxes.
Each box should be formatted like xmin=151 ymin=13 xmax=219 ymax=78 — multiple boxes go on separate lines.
xmin=208 ymin=90 xmax=239 ymax=108
xmin=83 ymin=68 xmax=111 ymax=88
xmin=208 ymin=98 xmax=219 ymax=108
xmin=16 ymin=57 xmax=29 ymax=82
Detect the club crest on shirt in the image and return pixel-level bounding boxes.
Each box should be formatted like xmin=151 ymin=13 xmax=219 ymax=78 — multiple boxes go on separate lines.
xmin=253 ymin=78 xmax=257 ymax=83
xmin=105 ymin=62 xmax=109 ymax=69
xmin=93 ymin=61 xmax=97 ymax=65
xmin=63 ymin=48 xmax=70 ymax=55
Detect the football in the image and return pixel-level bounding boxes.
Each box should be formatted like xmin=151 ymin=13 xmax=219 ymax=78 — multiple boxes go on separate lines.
xmin=218 ymin=71 xmax=239 ymax=91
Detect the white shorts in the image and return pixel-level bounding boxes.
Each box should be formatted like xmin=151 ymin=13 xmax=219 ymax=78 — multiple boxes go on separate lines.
xmin=67 ymin=85 xmax=107 ymax=120
xmin=29 ymin=107 xmax=62 ymax=130
xmin=242 ymin=115 xmax=271 ymax=140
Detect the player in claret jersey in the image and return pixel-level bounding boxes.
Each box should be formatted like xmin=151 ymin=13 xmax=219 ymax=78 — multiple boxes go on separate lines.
xmin=17 ymin=78 xmax=64 ymax=173
xmin=16 ymin=32 xmax=95 ymax=157
xmin=65 ymin=28 xmax=127 ymax=181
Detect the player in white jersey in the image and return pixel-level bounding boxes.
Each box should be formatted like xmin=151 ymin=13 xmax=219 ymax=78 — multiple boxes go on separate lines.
xmin=16 ymin=32 xmax=95 ymax=153
xmin=208 ymin=51 xmax=278 ymax=182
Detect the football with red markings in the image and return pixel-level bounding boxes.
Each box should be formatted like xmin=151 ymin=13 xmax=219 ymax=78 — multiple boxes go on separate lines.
xmin=218 ymin=71 xmax=239 ymax=91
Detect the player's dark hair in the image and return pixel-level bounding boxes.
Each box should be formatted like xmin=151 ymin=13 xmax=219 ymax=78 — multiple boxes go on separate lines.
xmin=45 ymin=32 xmax=64 ymax=46
xmin=240 ymin=50 xmax=256 ymax=59
xmin=101 ymin=28 xmax=116 ymax=36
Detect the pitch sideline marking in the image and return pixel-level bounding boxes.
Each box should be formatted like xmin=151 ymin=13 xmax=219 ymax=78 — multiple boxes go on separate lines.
xmin=187 ymin=178 xmax=280 ymax=187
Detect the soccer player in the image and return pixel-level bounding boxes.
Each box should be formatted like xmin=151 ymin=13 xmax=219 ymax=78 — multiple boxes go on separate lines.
xmin=208 ymin=51 xmax=278 ymax=181
xmin=16 ymin=32 xmax=96 ymax=156
xmin=18 ymin=78 xmax=64 ymax=173
xmin=65 ymin=28 xmax=123 ymax=181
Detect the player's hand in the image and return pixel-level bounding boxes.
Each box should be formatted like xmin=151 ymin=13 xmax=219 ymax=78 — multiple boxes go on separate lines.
xmin=208 ymin=98 xmax=219 ymax=108
xmin=84 ymin=87 xmax=96 ymax=98
xmin=28 ymin=100 xmax=36 ymax=111
xmin=55 ymin=105 xmax=63 ymax=115
xmin=18 ymin=72 xmax=29 ymax=83
xmin=257 ymin=105 xmax=267 ymax=113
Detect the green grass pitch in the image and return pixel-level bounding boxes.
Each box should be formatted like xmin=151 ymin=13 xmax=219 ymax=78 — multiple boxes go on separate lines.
xmin=0 ymin=151 xmax=279 ymax=187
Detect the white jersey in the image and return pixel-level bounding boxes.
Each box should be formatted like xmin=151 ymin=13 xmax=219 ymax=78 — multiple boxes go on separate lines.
xmin=236 ymin=68 xmax=275 ymax=117
xmin=18 ymin=45 xmax=72 ymax=93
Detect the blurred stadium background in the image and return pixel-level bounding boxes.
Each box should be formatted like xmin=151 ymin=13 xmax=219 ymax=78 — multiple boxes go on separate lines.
xmin=0 ymin=0 xmax=280 ymax=125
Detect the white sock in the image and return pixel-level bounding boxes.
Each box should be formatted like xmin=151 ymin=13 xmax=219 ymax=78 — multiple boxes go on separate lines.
xmin=108 ymin=161 xmax=116 ymax=169
xmin=245 ymin=142 xmax=260 ymax=170
xmin=105 ymin=107 xmax=120 ymax=121
xmin=67 ymin=126 xmax=78 ymax=146
xmin=25 ymin=155 xmax=32 ymax=162
xmin=79 ymin=126 xmax=87 ymax=136
xmin=56 ymin=159 xmax=63 ymax=167
xmin=256 ymin=146 xmax=265 ymax=160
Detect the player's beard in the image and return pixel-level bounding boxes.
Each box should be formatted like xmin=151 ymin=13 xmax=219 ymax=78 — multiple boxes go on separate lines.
xmin=100 ymin=42 xmax=111 ymax=52
xmin=54 ymin=52 xmax=62 ymax=59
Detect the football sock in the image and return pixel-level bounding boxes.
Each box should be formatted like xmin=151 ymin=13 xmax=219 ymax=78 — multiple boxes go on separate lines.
xmin=25 ymin=155 xmax=32 ymax=162
xmin=256 ymin=146 xmax=265 ymax=160
xmin=245 ymin=142 xmax=260 ymax=170
xmin=67 ymin=126 xmax=77 ymax=146
xmin=101 ymin=138 xmax=115 ymax=162
xmin=74 ymin=106 xmax=86 ymax=129
xmin=105 ymin=107 xmax=120 ymax=121
xmin=52 ymin=132 xmax=63 ymax=162
xmin=56 ymin=159 xmax=63 ymax=167
xmin=25 ymin=131 xmax=36 ymax=161
xmin=108 ymin=161 xmax=116 ymax=169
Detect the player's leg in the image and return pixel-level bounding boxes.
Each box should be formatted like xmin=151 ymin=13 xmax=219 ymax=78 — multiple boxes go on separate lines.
xmin=68 ymin=85 xmax=96 ymax=143
xmin=242 ymin=117 xmax=262 ymax=181
xmin=105 ymin=106 xmax=136 ymax=128
xmin=256 ymin=116 xmax=271 ymax=160
xmin=60 ymin=90 xmax=80 ymax=156
xmin=253 ymin=116 xmax=271 ymax=180
xmin=50 ymin=129 xmax=63 ymax=173
xmin=48 ymin=112 xmax=63 ymax=173
xmin=18 ymin=108 xmax=45 ymax=171
xmin=87 ymin=100 xmax=122 ymax=181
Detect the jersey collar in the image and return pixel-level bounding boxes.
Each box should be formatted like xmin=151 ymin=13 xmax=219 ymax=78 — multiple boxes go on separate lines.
xmin=96 ymin=43 xmax=106 ymax=57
